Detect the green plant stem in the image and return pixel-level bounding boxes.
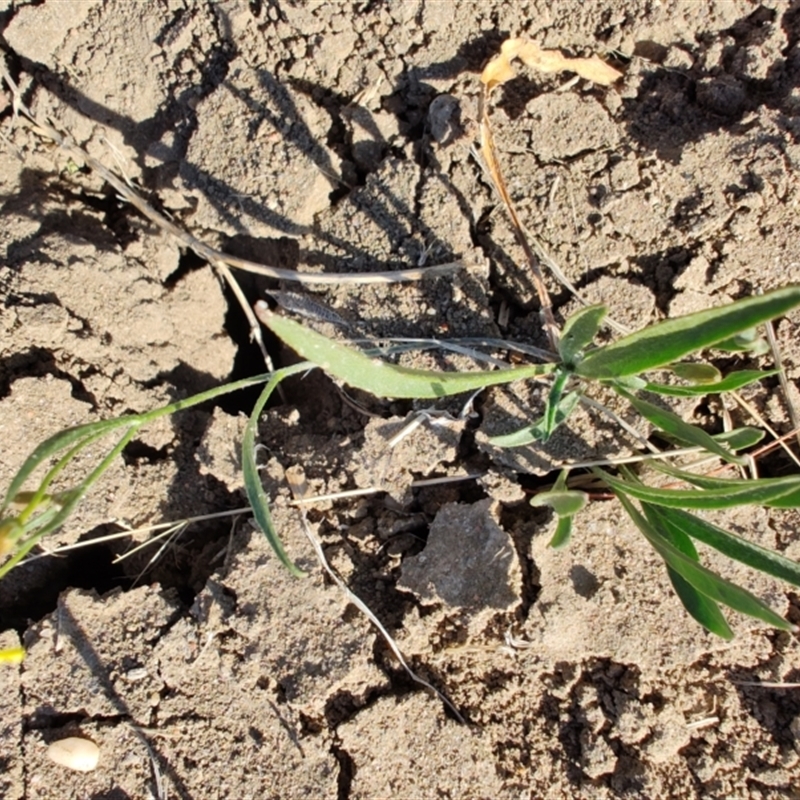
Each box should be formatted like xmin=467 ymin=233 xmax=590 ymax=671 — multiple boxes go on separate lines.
xmin=242 ymin=362 xmax=314 ymax=577
xmin=0 ymin=425 xmax=140 ymax=579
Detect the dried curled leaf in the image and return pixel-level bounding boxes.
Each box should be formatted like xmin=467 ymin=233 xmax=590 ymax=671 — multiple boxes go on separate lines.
xmin=475 ymin=37 xmax=620 ymax=349
xmin=481 ymin=38 xmax=622 ymax=90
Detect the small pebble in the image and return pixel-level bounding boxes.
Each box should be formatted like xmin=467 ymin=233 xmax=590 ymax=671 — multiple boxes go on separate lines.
xmin=46 ymin=737 xmax=100 ymax=772
xmin=125 ymin=667 xmax=149 ymax=682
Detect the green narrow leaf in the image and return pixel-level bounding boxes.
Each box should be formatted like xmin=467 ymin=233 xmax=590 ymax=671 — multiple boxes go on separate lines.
xmin=2 ymin=371 xmax=276 ymax=514
xmin=575 ymin=285 xmax=800 ymax=379
xmin=0 ymin=372 xmax=279 ymax=579
xmin=242 ymin=365 xmax=311 ymax=578
xmin=0 ymin=427 xmax=140 ymax=580
xmin=631 ymin=499 xmax=733 ymax=638
xmin=652 ymin=463 xmax=800 ymax=510
xmin=559 ymin=304 xmax=607 ymax=365
xmin=257 ymin=303 xmax=557 ymax=398
xmin=613 ymin=375 xmax=647 ymax=390
xmin=531 ymin=470 xmax=583 ymax=547
xmin=665 ymin=566 xmax=734 ymax=640
xmin=650 ymin=427 xmax=765 ymax=451
xmin=642 ymin=504 xmax=800 ymax=588
xmin=1 ymin=418 xmax=127 ymax=513
xmin=714 ymin=427 xmax=765 ymax=450
xmin=596 ymin=467 xmax=800 ymax=510
xmin=488 ymin=390 xmax=581 ymax=447
xmin=616 ymin=388 xmax=744 ymax=465
xmin=644 ymin=370 xmax=779 ymax=398
xmin=615 ymin=492 xmax=792 ymax=632
xmin=553 ymin=470 xmax=569 ymax=492
xmin=544 ymin=370 xmax=570 ymax=436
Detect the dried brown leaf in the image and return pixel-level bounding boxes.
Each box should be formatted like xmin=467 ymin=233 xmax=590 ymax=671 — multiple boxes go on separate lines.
xmin=481 ymin=38 xmax=622 ymax=90
xmin=476 ymin=37 xmax=620 ymax=349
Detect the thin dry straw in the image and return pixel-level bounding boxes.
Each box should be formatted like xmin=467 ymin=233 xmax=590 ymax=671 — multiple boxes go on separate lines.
xmin=286 ymin=467 xmax=466 ymax=723
xmin=763 ymin=312 xmax=800 ymax=450
xmin=1 ymin=66 xmax=471 ymax=378
xmin=0 ymin=68 xmax=470 ymax=286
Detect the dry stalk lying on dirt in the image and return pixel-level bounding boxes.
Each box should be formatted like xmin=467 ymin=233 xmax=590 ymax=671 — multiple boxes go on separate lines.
xmin=0 ymin=67 xmax=472 ymax=369
xmin=478 ymin=38 xmax=623 ymax=351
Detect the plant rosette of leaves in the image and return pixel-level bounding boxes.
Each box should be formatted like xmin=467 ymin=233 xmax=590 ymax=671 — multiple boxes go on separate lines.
xmin=254 ymin=286 xmax=800 ymax=640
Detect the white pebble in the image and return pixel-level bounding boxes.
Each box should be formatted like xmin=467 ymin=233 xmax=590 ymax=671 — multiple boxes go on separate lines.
xmin=46 ymin=737 xmax=100 ymax=772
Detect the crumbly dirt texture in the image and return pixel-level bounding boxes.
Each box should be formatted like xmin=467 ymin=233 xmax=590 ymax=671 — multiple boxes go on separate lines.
xmin=2 ymin=1 xmax=800 ymax=798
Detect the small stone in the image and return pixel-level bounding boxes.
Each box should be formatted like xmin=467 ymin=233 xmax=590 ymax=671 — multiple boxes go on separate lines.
xmin=428 ymin=94 xmax=462 ymax=145
xmin=46 ymin=737 xmax=100 ymax=772
xmin=398 ymin=499 xmax=520 ymax=611
xmin=662 ymin=46 xmax=693 ymax=71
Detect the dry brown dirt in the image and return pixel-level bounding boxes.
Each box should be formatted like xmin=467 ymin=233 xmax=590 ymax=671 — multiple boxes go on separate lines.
xmin=2 ymin=1 xmax=800 ymax=798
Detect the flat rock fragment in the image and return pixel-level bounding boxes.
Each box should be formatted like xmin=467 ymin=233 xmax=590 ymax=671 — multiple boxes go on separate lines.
xmin=399 ymin=499 xmax=520 ymax=612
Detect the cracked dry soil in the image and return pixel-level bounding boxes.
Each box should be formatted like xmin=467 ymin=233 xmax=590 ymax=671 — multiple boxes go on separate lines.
xmin=2 ymin=1 xmax=800 ymax=798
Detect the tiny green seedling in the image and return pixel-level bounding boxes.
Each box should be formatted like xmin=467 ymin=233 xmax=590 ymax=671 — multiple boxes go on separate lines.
xmin=0 ymin=371 xmax=290 ymax=581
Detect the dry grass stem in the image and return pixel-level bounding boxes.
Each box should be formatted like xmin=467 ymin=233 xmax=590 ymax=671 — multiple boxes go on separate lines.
xmin=764 ymin=315 xmax=800 ymax=450
xmin=579 ymin=394 xmax=659 ymax=453
xmin=20 ymin=508 xmax=251 ymax=567
xmin=287 ymin=465 xmax=466 ymax=723
xmin=0 ymin=68 xmax=470 ymax=289
xmin=557 ymin=445 xmax=731 ymax=472
xmin=477 ymin=40 xmax=622 ymax=350
xmin=730 ymin=391 xmax=800 ymax=470
xmin=729 ymin=680 xmax=800 ymax=689
xmin=476 ymin=98 xmax=558 ymax=349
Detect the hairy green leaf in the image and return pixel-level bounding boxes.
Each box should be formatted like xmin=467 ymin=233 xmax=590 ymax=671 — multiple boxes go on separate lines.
xmin=559 ymin=304 xmax=607 ymax=366
xmin=665 ymin=566 xmax=734 ymax=639
xmin=652 ymin=463 xmax=800 ymax=509
xmin=530 ymin=489 xmax=588 ymax=517
xmin=548 ymin=515 xmax=574 ymax=549
xmin=644 ymin=507 xmax=733 ymax=638
xmin=1 ymin=419 xmax=128 ymax=514
xmin=488 ymin=390 xmax=581 ymax=447
xmin=645 ymin=369 xmax=779 ymax=398
xmin=596 ymin=467 xmax=800 ymax=510
xmin=0 ymin=428 xmax=138 ymax=580
xmin=642 ymin=504 xmax=800 ymax=587
xmin=0 ymin=372 xmax=278 ymax=581
xmin=713 ymin=329 xmax=769 ymax=354
xmin=544 ymin=370 xmax=572 ymax=438
xmin=2 ymin=372 xmax=277 ymax=515
xmin=242 ymin=365 xmax=312 ymax=578
xmin=258 ymin=303 xmax=557 ymax=398
xmin=615 ymin=492 xmax=792 ymax=632
xmin=575 ymin=285 xmax=800 ymax=379
xmin=718 ymin=428 xmax=765 ymax=450
xmin=713 ymin=427 xmax=766 ymax=450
